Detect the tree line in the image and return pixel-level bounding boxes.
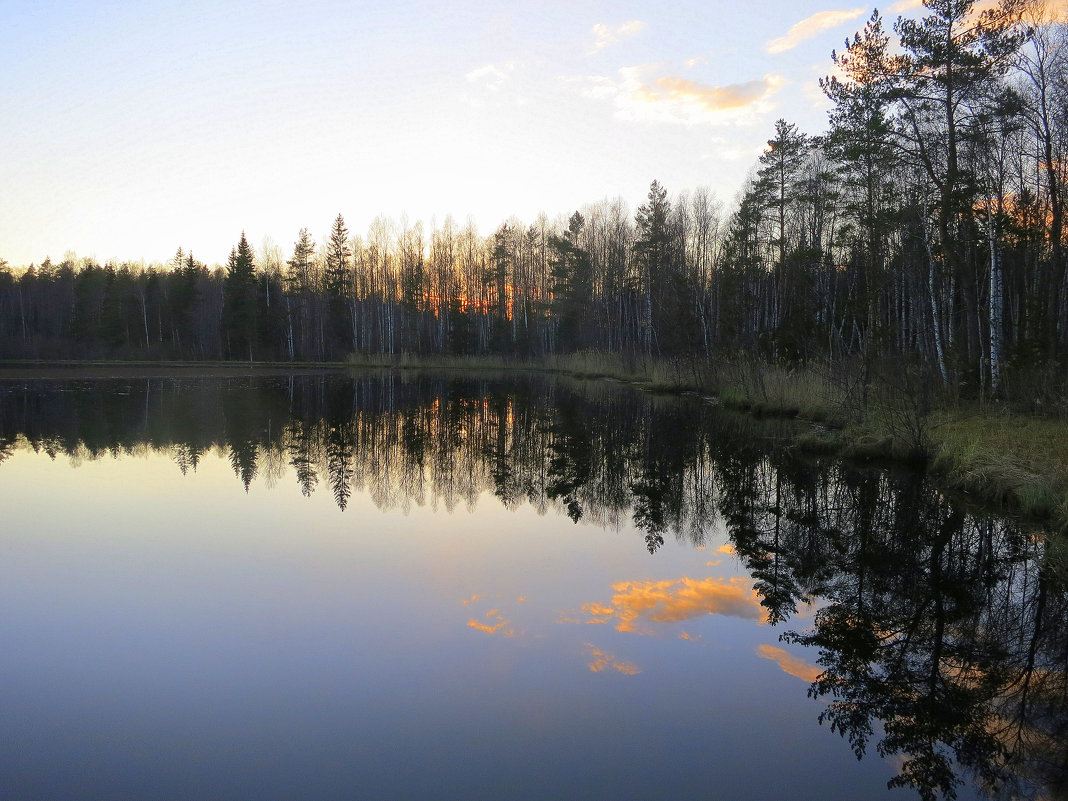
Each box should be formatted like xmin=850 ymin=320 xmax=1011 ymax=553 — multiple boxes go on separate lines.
xmin=1 ymin=0 xmax=1065 ymax=397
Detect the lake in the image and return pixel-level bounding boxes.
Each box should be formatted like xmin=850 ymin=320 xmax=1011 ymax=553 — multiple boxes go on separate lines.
xmin=1 ymin=371 xmax=1064 ymax=801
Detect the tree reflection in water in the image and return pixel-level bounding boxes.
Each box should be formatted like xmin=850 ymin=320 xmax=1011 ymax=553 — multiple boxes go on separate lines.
xmin=1 ymin=372 xmax=1065 ymax=800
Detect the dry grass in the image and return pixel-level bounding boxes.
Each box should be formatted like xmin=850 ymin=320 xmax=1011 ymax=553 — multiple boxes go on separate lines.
xmin=1046 ymin=533 xmax=1068 ymax=578
xmin=707 ymin=361 xmax=844 ymax=421
xmin=546 ymin=350 xmax=716 ymax=391
xmin=718 ymin=362 xmax=1068 ymax=533
xmin=929 ymin=415 xmax=1068 ymax=523
xmin=344 ymin=352 xmax=523 ymax=371
xmin=344 ymin=350 xmax=716 ymax=392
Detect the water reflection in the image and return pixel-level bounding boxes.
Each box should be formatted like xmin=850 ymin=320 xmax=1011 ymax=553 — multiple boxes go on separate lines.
xmin=0 ymin=373 xmax=720 ymax=540
xmin=1 ymin=372 xmax=1065 ymax=800
xmin=577 ymin=576 xmax=765 ymax=631
xmin=730 ymin=456 xmax=1068 ymax=800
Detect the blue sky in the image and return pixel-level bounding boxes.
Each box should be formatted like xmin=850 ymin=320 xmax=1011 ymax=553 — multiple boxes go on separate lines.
xmin=0 ymin=0 xmax=1032 ymax=266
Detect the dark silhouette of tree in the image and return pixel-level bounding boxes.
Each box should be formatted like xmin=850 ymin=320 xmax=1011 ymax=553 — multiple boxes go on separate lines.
xmin=489 ymin=224 xmax=513 ymax=354
xmin=548 ymin=212 xmax=593 ymax=353
xmin=823 ymin=11 xmax=897 ymax=356
xmin=324 ymin=214 xmax=352 ymax=355
xmin=222 ymin=232 xmax=258 ymax=361
xmin=285 ymin=227 xmax=317 ymax=360
xmin=286 ymin=417 xmax=319 ymax=497
xmin=545 ymin=394 xmax=593 ymax=522
xmin=634 ymin=180 xmax=671 ymax=357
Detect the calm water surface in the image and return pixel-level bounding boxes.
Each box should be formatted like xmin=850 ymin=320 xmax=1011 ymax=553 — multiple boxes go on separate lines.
xmin=1 ymin=372 xmax=1064 ymax=801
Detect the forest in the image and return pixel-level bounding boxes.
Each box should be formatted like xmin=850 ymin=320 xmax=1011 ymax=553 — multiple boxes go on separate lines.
xmin=1 ymin=0 xmax=1066 ymax=406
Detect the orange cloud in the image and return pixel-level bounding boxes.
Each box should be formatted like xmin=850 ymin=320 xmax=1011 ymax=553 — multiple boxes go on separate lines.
xmin=1014 ymin=0 xmax=1068 ymax=21
xmin=580 ymin=576 xmax=764 ymax=634
xmin=716 ymin=544 xmax=735 ymax=555
xmin=467 ymin=618 xmax=507 ymax=634
xmin=465 ymin=601 xmax=516 ymax=636
xmin=1039 ymin=0 xmax=1068 ymax=22
xmin=640 ymin=75 xmax=785 ymax=113
xmin=585 ymin=643 xmax=642 ymax=675
xmin=756 ymin=644 xmax=821 ymax=683
xmin=765 ymin=8 xmax=867 ymax=54
xmin=584 ymin=603 xmax=614 ymax=616
xmin=583 ymin=68 xmax=784 ymax=126
xmin=890 ymin=0 xmax=1066 ymax=19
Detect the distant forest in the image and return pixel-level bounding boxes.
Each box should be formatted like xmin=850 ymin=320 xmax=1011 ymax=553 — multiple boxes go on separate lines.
xmin=2 ymin=2 xmax=1066 ymax=398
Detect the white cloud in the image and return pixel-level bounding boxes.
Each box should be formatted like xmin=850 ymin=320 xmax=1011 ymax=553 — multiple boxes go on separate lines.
xmin=465 ymin=63 xmax=512 ymax=92
xmin=589 ymin=20 xmax=647 ymax=53
xmin=764 ymin=8 xmax=867 ymax=54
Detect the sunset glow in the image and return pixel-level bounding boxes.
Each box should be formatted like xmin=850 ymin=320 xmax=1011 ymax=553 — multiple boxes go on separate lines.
xmin=0 ymin=0 xmax=955 ymax=267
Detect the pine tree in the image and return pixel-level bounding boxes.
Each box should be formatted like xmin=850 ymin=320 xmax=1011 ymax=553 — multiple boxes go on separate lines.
xmin=634 ymin=180 xmax=670 ymax=356
xmin=223 ymin=231 xmax=258 ymax=360
xmin=324 ymin=214 xmax=352 ymax=355
xmin=635 ymin=180 xmax=697 ymax=355
xmin=892 ymin=0 xmax=1026 ymax=382
xmin=325 ymin=214 xmax=351 ymax=298
xmin=286 ymin=228 xmax=316 ymax=359
xmin=823 ymin=11 xmax=897 ymax=351
xmin=758 ymin=119 xmax=808 ymax=272
xmin=548 ymin=211 xmax=593 ymax=352
xmin=490 ymin=223 xmax=513 ymax=352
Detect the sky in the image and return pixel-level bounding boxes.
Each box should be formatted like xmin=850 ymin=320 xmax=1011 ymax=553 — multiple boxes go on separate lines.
xmin=0 ymin=0 xmax=1061 ymax=267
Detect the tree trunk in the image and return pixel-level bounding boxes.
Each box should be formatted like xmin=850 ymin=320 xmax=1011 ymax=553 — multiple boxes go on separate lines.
xmin=987 ymin=212 xmax=1003 ymax=394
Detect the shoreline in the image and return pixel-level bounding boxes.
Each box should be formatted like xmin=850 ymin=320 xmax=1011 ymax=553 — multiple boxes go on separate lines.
xmin=4 ymin=356 xmax=1066 ymax=541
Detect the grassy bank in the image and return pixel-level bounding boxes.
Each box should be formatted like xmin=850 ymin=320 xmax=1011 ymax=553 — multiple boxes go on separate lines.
xmin=930 ymin=416 xmax=1068 ymax=522
xmin=687 ymin=357 xmax=1068 ymax=536
xmin=343 ymin=350 xmax=711 ymax=389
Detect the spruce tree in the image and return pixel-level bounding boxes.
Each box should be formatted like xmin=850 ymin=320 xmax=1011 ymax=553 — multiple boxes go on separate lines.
xmin=324 ymin=214 xmax=352 ymax=355
xmin=548 ymin=211 xmax=592 ymax=352
xmin=325 ymin=214 xmax=350 ymax=298
xmin=822 ymin=11 xmax=896 ymax=350
xmin=223 ymin=231 xmax=258 ymax=360
xmin=634 ymin=180 xmax=670 ymax=356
